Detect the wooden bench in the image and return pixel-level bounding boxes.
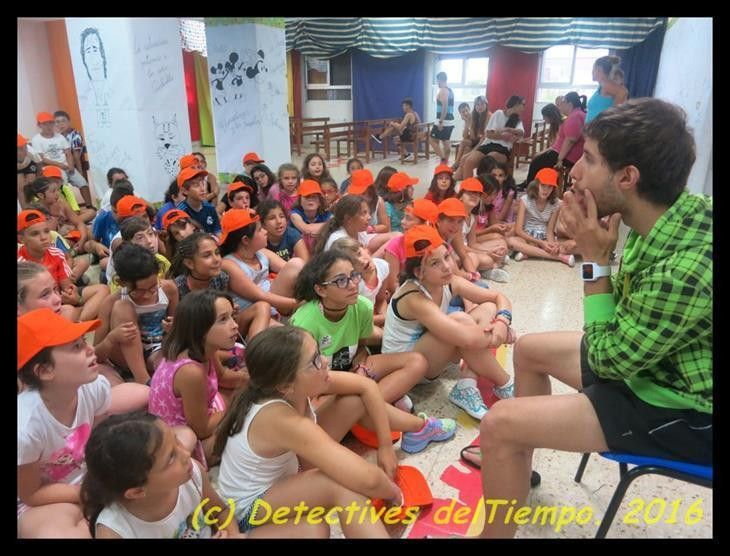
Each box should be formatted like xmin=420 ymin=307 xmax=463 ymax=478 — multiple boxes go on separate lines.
xmin=289 ymin=117 xmax=330 ymax=156
xmin=310 ymin=121 xmax=356 ymax=161
xmin=513 ymin=120 xmax=548 ymax=170
xmin=395 ymin=122 xmax=432 ymax=164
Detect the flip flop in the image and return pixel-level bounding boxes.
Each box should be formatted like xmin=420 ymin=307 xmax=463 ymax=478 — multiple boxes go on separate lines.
xmin=460 ymin=445 xmax=481 ymax=470
xmin=459 ymin=445 xmax=542 ymax=487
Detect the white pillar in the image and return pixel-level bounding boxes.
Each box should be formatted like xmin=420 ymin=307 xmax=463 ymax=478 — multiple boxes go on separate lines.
xmin=66 ymin=17 xmax=192 ymax=202
xmin=205 ymin=18 xmax=290 ymax=180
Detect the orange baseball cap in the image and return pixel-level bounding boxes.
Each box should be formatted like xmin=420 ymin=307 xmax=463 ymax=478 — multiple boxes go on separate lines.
xmin=459 ymin=177 xmax=484 ymax=194
xmin=36 ymin=111 xmax=55 ymax=124
xmin=161 ymin=209 xmax=189 ymax=230
xmin=298 ymin=179 xmax=323 ymax=197
xmin=65 ymin=230 xmax=82 ymax=243
xmin=405 ymin=198 xmax=439 ymax=225
xmin=219 ymin=208 xmax=260 ymax=245
xmin=348 ymin=169 xmax=375 ymax=195
xmin=116 ymin=195 xmax=148 ymax=219
xmin=433 ymin=164 xmax=453 ymax=176
xmin=350 ymin=423 xmax=401 ymax=449
xmin=17 ymin=209 xmax=47 ymax=232
xmin=404 ymin=224 xmax=445 ymax=259
xmin=177 ymin=167 xmax=208 ymax=188
xmin=41 ymin=166 xmax=63 ymax=179
xmin=227 ymin=181 xmax=255 ymax=197
xmin=438 ymin=197 xmax=467 ymax=218
xmin=18 ymin=308 xmax=101 ymax=370
xmin=179 ymin=154 xmax=199 ymax=170
xmin=372 ymin=465 xmax=433 ymax=518
xmin=18 ymin=134 xmax=28 ymax=147
xmin=535 ymin=168 xmax=559 ymax=187
xmin=243 ymin=152 xmax=265 ymax=165
xmin=387 ymin=172 xmax=419 ymax=192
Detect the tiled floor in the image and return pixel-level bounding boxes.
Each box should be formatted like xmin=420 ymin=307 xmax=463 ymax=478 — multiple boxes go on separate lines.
xmin=202 ymin=145 xmax=713 ymax=539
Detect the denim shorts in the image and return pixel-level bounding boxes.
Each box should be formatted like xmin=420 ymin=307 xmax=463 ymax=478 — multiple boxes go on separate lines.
xmin=237 ymin=490 xmax=270 ymax=532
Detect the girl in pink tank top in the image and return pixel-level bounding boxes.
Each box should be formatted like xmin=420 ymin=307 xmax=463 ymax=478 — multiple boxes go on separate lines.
xmin=149 ymin=289 xmax=239 ymax=468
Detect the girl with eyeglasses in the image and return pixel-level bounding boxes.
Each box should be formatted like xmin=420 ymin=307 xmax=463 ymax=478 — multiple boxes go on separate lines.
xmin=215 ymin=326 xmax=455 ymax=536
xmin=94 ymin=242 xmax=178 ymax=385
xmin=292 ymin=250 xmax=453 ymax=421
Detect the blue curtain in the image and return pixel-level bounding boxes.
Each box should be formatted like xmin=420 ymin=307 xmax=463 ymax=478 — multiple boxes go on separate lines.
xmin=617 ymin=19 xmax=667 ymax=99
xmin=352 ymin=50 xmax=425 ymax=122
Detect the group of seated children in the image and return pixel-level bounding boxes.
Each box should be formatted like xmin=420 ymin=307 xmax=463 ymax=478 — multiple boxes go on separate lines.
xmin=18 ymin=145 xmax=580 ymax=539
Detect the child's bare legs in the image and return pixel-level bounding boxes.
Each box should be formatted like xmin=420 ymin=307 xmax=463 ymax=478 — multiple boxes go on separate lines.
xmin=109 ymin=300 xmax=150 ymax=384
xmin=18 ymin=503 xmax=90 ymax=538
xmin=468 ymin=250 xmax=496 ymax=271
xmin=507 ymin=236 xmax=569 ymax=263
xmin=558 ymin=238 xmax=579 ymax=255
xmin=69 ymin=255 xmax=90 ymax=283
xmin=260 ymin=469 xmax=390 ymax=538
xmin=454 ymin=150 xmax=485 ymax=180
xmin=109 ymin=382 xmax=150 ymax=414
xmin=463 ymin=302 xmax=510 ymax=386
xmin=60 ymin=304 xmax=81 ymax=322
xmin=270 ymin=258 xmax=305 ymax=301
xmin=173 ymin=425 xmax=198 ymax=454
xmin=248 ymin=519 xmax=330 ymax=539
xmin=368 ymin=232 xmax=400 ymax=259
xmin=363 ymin=325 xmax=383 ymax=347
xmin=78 ymin=284 xmax=110 ymax=321
xmin=237 ymin=301 xmax=272 ymax=340
xmin=97 ymin=363 xmax=125 ymax=387
xmin=361 ymin=351 xmax=428 ymax=403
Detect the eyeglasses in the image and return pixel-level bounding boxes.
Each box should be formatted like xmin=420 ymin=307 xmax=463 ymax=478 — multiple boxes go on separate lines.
xmin=320 ymin=271 xmax=363 ymax=289
xmin=304 ymin=350 xmax=328 ymax=372
xmin=130 ymin=281 xmax=160 ymax=296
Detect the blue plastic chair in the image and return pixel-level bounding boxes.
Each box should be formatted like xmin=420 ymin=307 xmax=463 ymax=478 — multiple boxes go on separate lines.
xmin=574 ymin=451 xmax=713 ymax=538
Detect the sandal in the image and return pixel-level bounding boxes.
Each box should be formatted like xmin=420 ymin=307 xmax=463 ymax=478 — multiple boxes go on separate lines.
xmin=459 ymin=444 xmax=542 ymax=487
xmin=460 ymin=445 xmax=481 ymax=470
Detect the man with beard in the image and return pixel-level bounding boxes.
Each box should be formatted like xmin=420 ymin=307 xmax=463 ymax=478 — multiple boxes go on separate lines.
xmin=476 ymin=98 xmax=713 ymax=538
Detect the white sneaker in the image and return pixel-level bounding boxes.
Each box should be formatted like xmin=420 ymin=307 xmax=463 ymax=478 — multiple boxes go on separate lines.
xmin=563 ymin=254 xmax=575 ymax=267
xmin=371 ymin=134 xmax=382 ymax=144
xmin=394 ymin=394 xmax=414 ymax=414
xmin=514 ymin=252 xmax=527 ymax=262
xmin=483 ymin=268 xmax=510 ymax=283
xmin=502 ymin=255 xmax=513 ymax=265
xmin=403 ymin=152 xmax=414 ymax=161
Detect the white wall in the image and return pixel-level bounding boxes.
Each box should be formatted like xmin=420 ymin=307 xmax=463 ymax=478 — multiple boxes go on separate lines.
xmin=654 ymin=17 xmax=712 ymax=196
xmin=18 ymin=20 xmax=60 ymax=137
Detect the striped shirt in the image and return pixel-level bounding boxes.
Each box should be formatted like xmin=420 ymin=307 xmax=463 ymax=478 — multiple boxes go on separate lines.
xmin=18 ymin=245 xmax=72 ymax=285
xmin=583 ymin=192 xmax=713 ymax=413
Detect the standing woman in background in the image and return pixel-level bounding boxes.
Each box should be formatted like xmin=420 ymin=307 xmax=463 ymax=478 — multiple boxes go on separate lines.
xmin=585 ymin=55 xmax=628 ymax=123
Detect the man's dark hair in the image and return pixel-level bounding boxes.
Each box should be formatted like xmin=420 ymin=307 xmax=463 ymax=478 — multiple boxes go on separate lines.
xmin=584 ymin=98 xmax=696 ymax=207
xmin=53 ymin=110 xmax=71 ymax=120
xmin=402 ymin=98 xmax=414 ymax=109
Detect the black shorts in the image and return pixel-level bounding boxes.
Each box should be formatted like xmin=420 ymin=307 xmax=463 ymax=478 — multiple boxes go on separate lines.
xmin=430 ymin=125 xmax=454 ymax=141
xmin=400 ymin=129 xmax=414 ymax=142
xmin=477 ymin=143 xmax=511 ymax=158
xmin=580 ymin=337 xmax=712 ymax=464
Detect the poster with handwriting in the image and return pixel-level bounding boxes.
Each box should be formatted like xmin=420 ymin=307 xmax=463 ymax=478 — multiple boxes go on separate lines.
xmin=205 ymin=19 xmax=290 ymax=177
xmin=66 ymin=18 xmax=190 ymax=202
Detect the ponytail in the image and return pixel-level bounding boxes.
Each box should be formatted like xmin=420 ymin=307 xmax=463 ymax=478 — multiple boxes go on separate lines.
xmin=313 ymin=195 xmax=364 ymax=254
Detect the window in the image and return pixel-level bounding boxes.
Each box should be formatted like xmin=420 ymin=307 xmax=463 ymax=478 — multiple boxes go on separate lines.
xmin=434 ymin=56 xmax=489 ymax=107
xmin=305 ymin=54 xmax=352 ymax=101
xmin=534 ymin=45 xmax=609 ymax=122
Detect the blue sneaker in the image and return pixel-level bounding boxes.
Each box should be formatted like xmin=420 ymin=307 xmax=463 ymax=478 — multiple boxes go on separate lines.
xmin=493 ymin=380 xmax=515 ymax=400
xmin=449 ymin=383 xmax=488 ymax=419
xmin=400 ymin=413 xmax=456 ymax=454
